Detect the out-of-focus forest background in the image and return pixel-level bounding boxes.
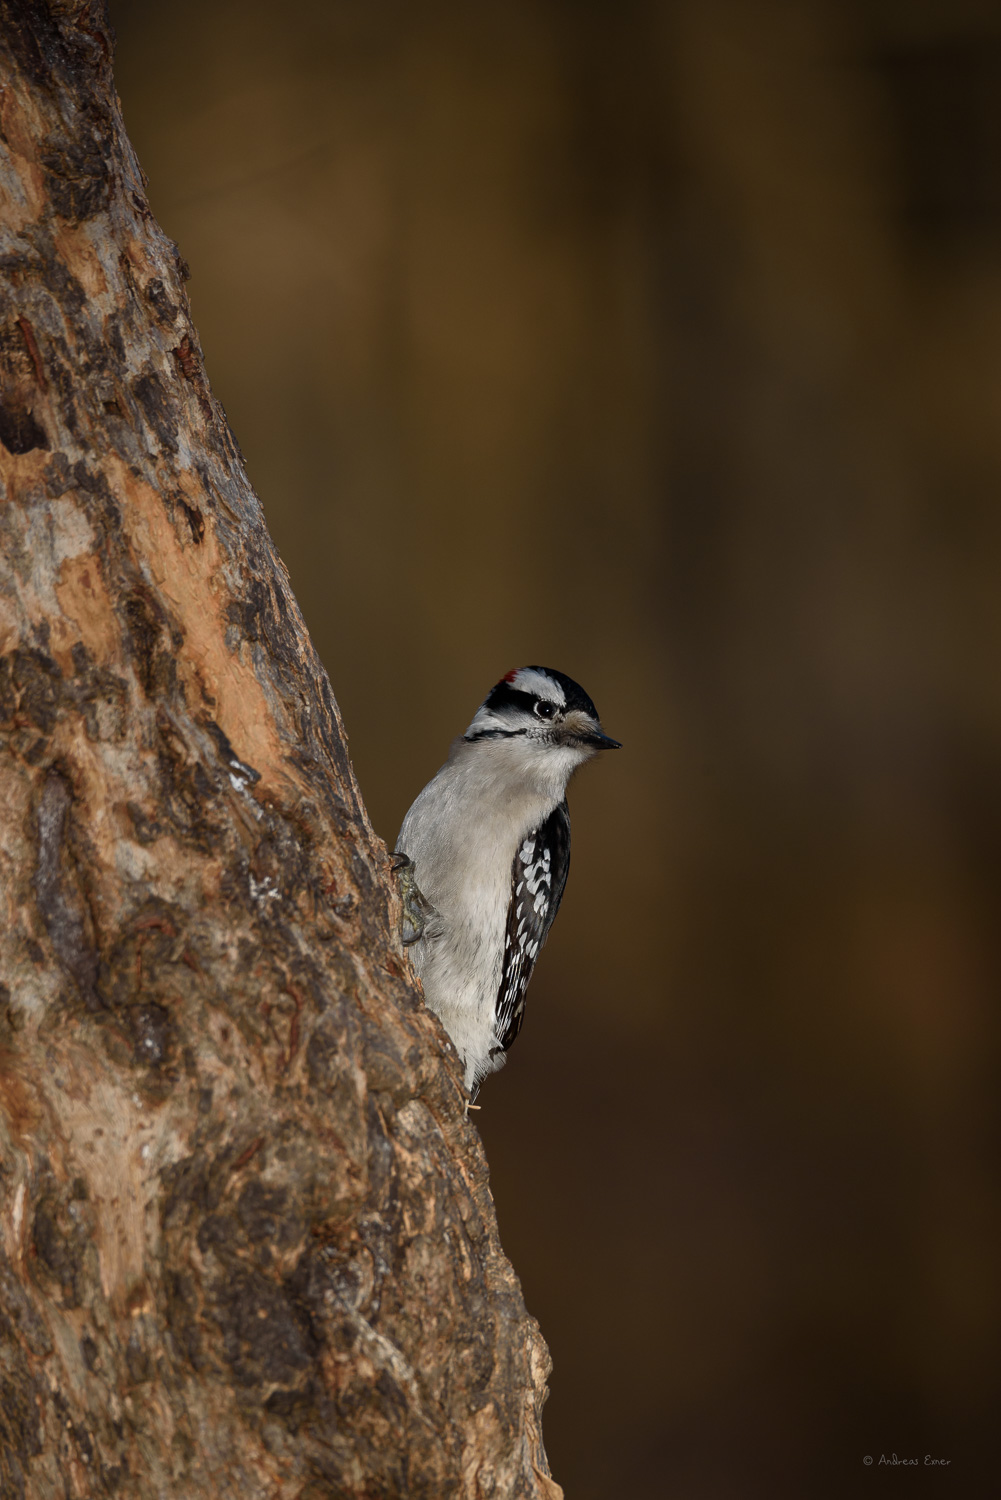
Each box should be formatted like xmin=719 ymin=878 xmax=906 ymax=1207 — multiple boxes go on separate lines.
xmin=110 ymin=1 xmax=999 ymax=1494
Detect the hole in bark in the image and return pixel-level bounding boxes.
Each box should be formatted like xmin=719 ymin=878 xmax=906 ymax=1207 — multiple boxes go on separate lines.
xmin=0 ymin=392 xmax=49 ymax=453
xmin=180 ymin=500 xmax=205 ymax=544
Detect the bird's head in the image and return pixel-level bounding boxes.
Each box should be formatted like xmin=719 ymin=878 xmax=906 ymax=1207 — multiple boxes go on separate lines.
xmin=463 ymin=666 xmax=620 ymax=793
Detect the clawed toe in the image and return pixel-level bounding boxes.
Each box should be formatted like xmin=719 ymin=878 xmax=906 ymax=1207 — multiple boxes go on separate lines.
xmin=392 ymin=851 xmax=438 ymax=946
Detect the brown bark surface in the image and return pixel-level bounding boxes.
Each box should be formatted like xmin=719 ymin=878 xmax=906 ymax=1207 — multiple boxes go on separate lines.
xmin=0 ymin=4 xmax=559 ymax=1496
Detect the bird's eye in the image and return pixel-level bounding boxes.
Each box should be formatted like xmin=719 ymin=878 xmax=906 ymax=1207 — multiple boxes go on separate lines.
xmin=534 ymin=700 xmax=557 ymax=720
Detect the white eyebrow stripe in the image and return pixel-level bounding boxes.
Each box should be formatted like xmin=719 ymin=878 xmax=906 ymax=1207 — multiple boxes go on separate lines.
xmin=510 ymin=668 xmax=565 ymax=704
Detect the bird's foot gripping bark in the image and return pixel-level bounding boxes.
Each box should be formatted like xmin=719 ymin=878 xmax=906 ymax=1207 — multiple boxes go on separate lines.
xmin=391 ymin=853 xmax=439 ymax=946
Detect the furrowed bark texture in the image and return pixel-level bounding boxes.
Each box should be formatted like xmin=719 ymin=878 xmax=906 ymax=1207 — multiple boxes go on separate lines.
xmin=0 ymin=5 xmax=559 ymax=1496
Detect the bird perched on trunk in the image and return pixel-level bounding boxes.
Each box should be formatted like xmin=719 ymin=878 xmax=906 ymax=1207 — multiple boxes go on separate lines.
xmin=394 ymin=666 xmax=620 ymax=1098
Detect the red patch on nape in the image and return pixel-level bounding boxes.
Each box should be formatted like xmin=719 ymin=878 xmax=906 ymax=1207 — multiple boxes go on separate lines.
xmin=502 ymin=668 xmax=520 ymax=683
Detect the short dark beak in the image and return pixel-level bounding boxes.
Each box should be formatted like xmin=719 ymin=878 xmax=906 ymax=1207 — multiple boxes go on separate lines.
xmin=587 ymin=730 xmax=622 ymax=750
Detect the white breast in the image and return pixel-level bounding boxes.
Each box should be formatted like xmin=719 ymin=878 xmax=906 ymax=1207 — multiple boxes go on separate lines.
xmin=396 ymin=736 xmax=563 ymax=1089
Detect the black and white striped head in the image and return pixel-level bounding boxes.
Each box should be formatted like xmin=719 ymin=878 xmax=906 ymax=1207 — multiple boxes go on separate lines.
xmin=464 ymin=666 xmax=621 ymax=758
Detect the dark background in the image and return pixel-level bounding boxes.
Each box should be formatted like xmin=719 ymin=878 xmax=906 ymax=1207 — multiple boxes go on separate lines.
xmin=110 ymin=2 xmax=1000 ymax=1495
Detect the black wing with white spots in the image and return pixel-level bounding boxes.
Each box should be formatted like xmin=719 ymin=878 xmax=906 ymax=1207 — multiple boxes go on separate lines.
xmin=494 ymin=800 xmax=571 ymax=1053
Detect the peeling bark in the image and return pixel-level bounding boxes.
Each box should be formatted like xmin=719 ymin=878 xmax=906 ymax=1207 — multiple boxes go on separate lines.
xmin=0 ymin=4 xmax=560 ymax=1495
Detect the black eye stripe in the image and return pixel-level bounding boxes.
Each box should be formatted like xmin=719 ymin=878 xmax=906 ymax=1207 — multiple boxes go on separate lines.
xmin=483 ymin=683 xmax=545 ymax=716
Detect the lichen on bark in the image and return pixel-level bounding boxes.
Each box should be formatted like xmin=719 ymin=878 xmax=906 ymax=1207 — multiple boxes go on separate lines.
xmin=0 ymin=3 xmax=560 ymax=1495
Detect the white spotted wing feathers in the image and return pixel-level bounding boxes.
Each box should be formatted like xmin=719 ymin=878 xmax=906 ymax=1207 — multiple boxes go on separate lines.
xmin=494 ymin=800 xmax=571 ymax=1053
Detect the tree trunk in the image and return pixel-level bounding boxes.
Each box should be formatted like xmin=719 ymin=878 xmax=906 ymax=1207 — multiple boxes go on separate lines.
xmin=0 ymin=5 xmax=559 ymax=1496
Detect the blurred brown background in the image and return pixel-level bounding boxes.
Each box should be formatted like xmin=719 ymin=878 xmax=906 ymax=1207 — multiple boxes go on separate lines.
xmin=110 ymin=1 xmax=999 ymax=1494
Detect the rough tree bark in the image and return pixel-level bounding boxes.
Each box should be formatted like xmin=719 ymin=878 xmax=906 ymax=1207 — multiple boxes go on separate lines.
xmin=0 ymin=5 xmax=560 ymax=1496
